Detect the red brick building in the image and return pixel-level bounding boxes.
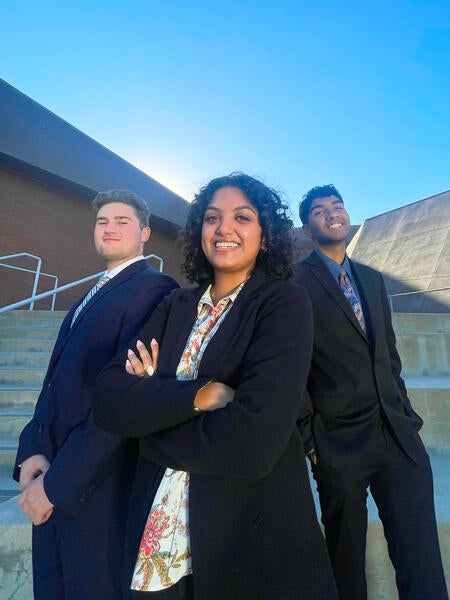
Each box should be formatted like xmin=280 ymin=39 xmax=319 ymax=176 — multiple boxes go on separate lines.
xmin=0 ymin=78 xmax=189 ymax=310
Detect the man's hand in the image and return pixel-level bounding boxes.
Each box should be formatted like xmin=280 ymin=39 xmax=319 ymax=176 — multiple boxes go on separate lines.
xmin=18 ymin=473 xmax=54 ymax=525
xmin=19 ymin=454 xmax=50 ymax=491
xmin=194 ymin=382 xmax=235 ymax=412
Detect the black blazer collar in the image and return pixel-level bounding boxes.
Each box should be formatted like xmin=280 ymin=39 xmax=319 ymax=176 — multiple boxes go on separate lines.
xmin=306 ymin=251 xmax=368 ymax=342
xmin=164 ymin=266 xmax=275 ymax=375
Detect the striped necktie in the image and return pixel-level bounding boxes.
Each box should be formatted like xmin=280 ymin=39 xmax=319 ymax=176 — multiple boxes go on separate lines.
xmin=70 ymin=276 xmax=110 ymax=328
xmin=338 ymin=268 xmax=366 ymax=334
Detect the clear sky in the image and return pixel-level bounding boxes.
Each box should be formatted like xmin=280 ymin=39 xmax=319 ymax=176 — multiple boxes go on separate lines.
xmin=1 ymin=0 xmax=449 ymax=225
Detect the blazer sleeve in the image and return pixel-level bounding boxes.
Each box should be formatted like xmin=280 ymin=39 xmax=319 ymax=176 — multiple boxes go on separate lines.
xmin=135 ymin=284 xmax=313 ymax=481
xmin=93 ymin=294 xmax=211 ymax=437
xmin=43 ymin=277 xmax=178 ymax=515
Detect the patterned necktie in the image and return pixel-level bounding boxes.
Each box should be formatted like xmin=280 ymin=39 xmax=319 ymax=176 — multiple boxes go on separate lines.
xmin=338 ymin=268 xmax=366 ymax=334
xmin=70 ymin=276 xmax=110 ymax=328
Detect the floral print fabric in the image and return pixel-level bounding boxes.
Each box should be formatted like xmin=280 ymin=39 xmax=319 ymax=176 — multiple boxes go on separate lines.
xmin=131 ymin=283 xmax=244 ymax=591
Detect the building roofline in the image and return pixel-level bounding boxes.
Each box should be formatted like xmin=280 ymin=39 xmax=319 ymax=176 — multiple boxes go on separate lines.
xmin=364 ymin=189 xmax=450 ymax=223
xmin=0 ymin=77 xmax=189 ymax=228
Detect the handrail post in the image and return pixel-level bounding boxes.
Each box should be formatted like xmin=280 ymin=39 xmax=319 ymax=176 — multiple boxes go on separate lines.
xmin=50 ymin=277 xmax=59 ymax=311
xmin=29 ymin=257 xmax=42 ymax=311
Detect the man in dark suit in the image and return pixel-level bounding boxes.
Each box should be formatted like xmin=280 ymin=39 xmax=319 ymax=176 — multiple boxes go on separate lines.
xmin=14 ymin=190 xmax=178 ymax=599
xmin=296 ymin=184 xmax=447 ymax=600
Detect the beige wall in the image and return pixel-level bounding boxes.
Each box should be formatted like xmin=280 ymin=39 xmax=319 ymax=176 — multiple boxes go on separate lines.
xmin=0 ymin=168 xmax=185 ymax=310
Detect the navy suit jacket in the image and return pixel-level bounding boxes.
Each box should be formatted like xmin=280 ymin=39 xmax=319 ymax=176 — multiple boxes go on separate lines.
xmin=93 ymin=268 xmax=337 ymax=600
xmin=14 ymin=260 xmax=178 ymax=528
xmin=295 ymin=251 xmax=425 ymax=471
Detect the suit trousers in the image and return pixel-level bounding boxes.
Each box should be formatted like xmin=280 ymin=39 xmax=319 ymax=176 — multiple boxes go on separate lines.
xmin=312 ymin=419 xmax=448 ymax=600
xmin=32 ymin=518 xmax=126 ymax=600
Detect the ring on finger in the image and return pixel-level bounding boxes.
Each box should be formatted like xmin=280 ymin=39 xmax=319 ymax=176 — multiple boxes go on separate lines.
xmin=146 ymin=365 xmax=155 ymax=377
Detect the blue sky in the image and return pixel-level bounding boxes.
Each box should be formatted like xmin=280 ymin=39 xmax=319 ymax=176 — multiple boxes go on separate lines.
xmin=1 ymin=0 xmax=449 ymax=225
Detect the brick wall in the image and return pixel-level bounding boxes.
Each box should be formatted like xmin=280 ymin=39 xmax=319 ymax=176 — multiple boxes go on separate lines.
xmin=0 ymin=168 xmax=185 ymax=310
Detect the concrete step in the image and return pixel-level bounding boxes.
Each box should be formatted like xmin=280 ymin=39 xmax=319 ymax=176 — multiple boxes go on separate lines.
xmin=393 ymin=313 xmax=450 ymax=334
xmin=0 ymin=338 xmax=55 ymax=353
xmin=0 ymin=309 xmax=66 ymax=327
xmin=397 ymin=332 xmax=450 ymax=377
xmin=0 ymin=450 xmax=20 ymax=500
xmin=0 ymin=414 xmax=30 ymax=445
xmin=0 ymin=351 xmax=52 ymax=369
xmin=0 ymin=496 xmax=32 ymax=599
xmin=0 ymin=326 xmax=61 ymax=340
xmin=0 ymin=386 xmax=40 ymax=409
xmin=0 ymin=448 xmax=17 ymax=472
xmin=0 ymin=368 xmax=46 ymax=387
xmin=407 ymin=381 xmax=450 ymax=452
xmin=0 ymin=468 xmax=19 ymax=502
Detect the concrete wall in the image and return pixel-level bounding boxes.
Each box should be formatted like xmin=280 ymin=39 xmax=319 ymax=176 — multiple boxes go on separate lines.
xmin=347 ymin=191 xmax=450 ymax=312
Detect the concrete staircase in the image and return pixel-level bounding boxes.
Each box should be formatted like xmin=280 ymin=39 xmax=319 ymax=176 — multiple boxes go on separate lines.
xmin=364 ymin=313 xmax=450 ymax=597
xmin=0 ymin=311 xmax=65 ymax=503
xmin=0 ymin=310 xmax=448 ymax=598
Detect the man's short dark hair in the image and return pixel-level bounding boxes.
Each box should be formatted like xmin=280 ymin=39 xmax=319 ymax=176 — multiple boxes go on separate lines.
xmin=92 ymin=190 xmax=150 ymax=228
xmin=299 ymin=184 xmax=343 ymax=225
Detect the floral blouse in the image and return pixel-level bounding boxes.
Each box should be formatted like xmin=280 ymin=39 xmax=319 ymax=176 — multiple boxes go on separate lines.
xmin=131 ymin=282 xmax=245 ymax=592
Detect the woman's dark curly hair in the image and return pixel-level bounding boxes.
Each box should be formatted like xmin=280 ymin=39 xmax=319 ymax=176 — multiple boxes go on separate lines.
xmin=182 ymin=173 xmax=294 ymax=284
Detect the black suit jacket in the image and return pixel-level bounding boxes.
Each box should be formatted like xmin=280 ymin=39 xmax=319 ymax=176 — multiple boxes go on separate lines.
xmin=93 ymin=268 xmax=337 ymax=600
xmin=295 ymin=251 xmax=425 ymax=471
xmin=14 ymin=260 xmax=178 ymax=528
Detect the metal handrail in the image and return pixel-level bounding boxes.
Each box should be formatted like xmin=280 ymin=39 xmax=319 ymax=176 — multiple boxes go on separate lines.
xmin=388 ymin=286 xmax=450 ymax=311
xmin=0 ymin=263 xmax=59 ymax=310
xmin=0 ymin=254 xmax=164 ymax=314
xmin=0 ymin=253 xmax=45 ymax=310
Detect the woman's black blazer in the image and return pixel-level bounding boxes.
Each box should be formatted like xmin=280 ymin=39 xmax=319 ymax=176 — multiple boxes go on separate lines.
xmin=93 ymin=268 xmax=337 ymax=600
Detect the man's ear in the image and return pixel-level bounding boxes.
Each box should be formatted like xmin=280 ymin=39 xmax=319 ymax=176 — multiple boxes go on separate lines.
xmin=141 ymin=226 xmax=151 ymax=243
xmin=302 ymin=224 xmax=313 ymax=240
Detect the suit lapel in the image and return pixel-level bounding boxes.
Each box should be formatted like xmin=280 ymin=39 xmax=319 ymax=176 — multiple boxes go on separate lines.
xmin=163 ymin=287 xmax=205 ymax=375
xmin=306 ymin=252 xmax=368 ymax=342
xmin=46 ymin=261 xmax=150 ymax=372
xmin=45 ymin=310 xmax=75 ymax=375
xmin=162 ymin=269 xmax=270 ymax=377
xmin=68 ymin=261 xmax=147 ymax=336
xmin=198 ymin=269 xmax=269 ymax=374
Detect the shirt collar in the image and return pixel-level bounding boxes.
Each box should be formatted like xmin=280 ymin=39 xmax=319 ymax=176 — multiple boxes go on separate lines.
xmin=104 ymin=255 xmax=144 ymax=280
xmin=198 ymin=281 xmax=246 ymax=312
xmin=315 ymin=249 xmax=354 ymax=283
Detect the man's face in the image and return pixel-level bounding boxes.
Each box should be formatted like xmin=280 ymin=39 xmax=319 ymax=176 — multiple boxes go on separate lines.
xmin=94 ymin=202 xmax=150 ymax=270
xmin=302 ymin=195 xmax=350 ymax=246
